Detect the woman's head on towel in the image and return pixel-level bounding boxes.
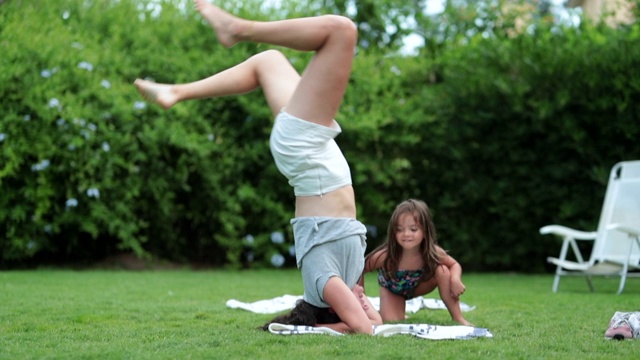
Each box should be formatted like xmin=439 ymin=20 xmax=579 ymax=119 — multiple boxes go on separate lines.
xmin=260 ymin=284 xmax=379 ymax=332
xmin=260 ymin=299 xmax=341 ymax=331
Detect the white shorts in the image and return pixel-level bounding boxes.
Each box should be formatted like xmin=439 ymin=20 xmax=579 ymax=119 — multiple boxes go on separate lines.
xmin=269 ymin=110 xmax=352 ymax=196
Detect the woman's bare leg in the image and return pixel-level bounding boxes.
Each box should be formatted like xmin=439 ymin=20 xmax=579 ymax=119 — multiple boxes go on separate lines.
xmin=134 ymin=50 xmax=298 ymax=116
xmin=194 ymin=0 xmax=357 ymax=126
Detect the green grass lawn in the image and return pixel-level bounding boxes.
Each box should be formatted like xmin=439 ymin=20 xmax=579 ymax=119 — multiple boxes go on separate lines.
xmin=1 ymin=269 xmax=638 ymax=359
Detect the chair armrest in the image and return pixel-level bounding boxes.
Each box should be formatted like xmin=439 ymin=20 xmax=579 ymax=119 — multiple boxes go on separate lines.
xmin=607 ymin=223 xmax=640 ymax=237
xmin=539 ymin=225 xmax=597 ymax=240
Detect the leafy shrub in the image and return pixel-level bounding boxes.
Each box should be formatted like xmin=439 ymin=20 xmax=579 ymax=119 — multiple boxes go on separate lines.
xmin=0 ymin=0 xmax=294 ymax=267
xmin=398 ymin=16 xmax=640 ymax=271
xmin=1 ymin=0 xmax=638 ymax=272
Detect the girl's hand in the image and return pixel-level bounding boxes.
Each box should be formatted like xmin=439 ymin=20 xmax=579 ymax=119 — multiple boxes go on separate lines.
xmin=450 ymin=280 xmax=466 ymax=299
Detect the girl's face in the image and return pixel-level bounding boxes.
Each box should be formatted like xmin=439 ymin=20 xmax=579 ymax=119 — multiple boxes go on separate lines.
xmin=394 ymin=212 xmax=424 ymax=252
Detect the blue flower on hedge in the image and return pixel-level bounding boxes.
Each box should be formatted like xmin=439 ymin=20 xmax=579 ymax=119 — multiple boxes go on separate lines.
xmin=86 ymin=188 xmax=100 ymax=198
xmin=270 ymin=231 xmax=284 ymax=244
xmin=77 ymin=61 xmax=94 ymax=71
xmin=246 ymin=251 xmax=254 ymax=263
xmin=23 ymin=115 xmax=31 ymax=121
xmin=62 ymin=10 xmax=70 ymax=20
xmin=133 ymin=101 xmax=147 ymax=110
xmin=31 ymin=159 xmax=50 ymax=172
xmin=65 ymin=198 xmax=78 ymax=208
xmin=41 ymin=68 xmax=59 ymax=78
xmin=271 ymin=253 xmax=285 ymax=268
xmin=73 ymin=118 xmax=85 ymax=127
xmin=243 ymin=234 xmax=254 ymax=245
xmin=0 ymin=133 xmax=5 ymax=142
xmin=288 ymin=245 xmax=295 ymax=257
xmin=102 ymin=142 xmax=110 ymax=152
xmin=43 ymin=224 xmax=52 ymax=234
xmin=101 ymin=79 xmax=111 ymax=89
xmin=48 ymin=98 xmax=60 ymax=109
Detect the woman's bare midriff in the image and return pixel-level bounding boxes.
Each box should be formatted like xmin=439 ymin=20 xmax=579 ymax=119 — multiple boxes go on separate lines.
xmin=295 ymin=185 xmax=357 ymax=218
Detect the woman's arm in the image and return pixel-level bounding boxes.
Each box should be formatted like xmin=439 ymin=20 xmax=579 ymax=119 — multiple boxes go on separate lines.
xmin=317 ymin=284 xmax=382 ymax=333
xmin=316 ymin=322 xmax=352 ymax=333
xmin=353 ymin=284 xmax=382 ymax=325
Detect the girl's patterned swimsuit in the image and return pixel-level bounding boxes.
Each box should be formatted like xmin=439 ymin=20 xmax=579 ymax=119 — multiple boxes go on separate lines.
xmin=377 ymin=269 xmax=424 ymax=300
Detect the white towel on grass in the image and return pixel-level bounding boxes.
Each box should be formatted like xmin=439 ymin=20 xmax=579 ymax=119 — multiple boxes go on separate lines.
xmin=226 ymin=295 xmax=475 ymax=315
xmin=268 ymin=323 xmax=493 ymax=340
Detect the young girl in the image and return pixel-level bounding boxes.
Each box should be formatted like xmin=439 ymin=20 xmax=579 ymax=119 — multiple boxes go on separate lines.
xmin=135 ymin=0 xmax=381 ymax=334
xmin=361 ymin=199 xmax=471 ymax=326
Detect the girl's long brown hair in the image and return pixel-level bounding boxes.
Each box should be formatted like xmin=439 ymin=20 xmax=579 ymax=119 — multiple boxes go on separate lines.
xmin=367 ymin=199 xmax=440 ymax=281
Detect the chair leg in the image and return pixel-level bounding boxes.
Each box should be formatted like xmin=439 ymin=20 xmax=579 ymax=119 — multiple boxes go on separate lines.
xmin=552 ymin=270 xmax=561 ymax=293
xmin=586 ymin=276 xmax=594 ymax=292
xmin=616 ymin=263 xmax=630 ymax=295
xmin=617 ymin=235 xmax=640 ymax=295
xmin=616 ymin=276 xmax=626 ymax=295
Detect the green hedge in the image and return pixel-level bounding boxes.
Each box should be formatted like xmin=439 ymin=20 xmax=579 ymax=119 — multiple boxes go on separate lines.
xmin=1 ymin=0 xmax=638 ymax=272
xmin=383 ymin=20 xmax=640 ymax=271
xmin=0 ymin=0 xmax=293 ymax=267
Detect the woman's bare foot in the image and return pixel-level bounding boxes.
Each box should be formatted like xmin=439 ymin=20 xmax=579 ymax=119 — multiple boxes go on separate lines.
xmin=134 ymin=79 xmax=178 ymax=109
xmin=194 ymin=0 xmax=249 ymax=47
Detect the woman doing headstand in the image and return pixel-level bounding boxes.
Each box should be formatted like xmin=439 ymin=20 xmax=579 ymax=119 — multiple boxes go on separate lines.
xmin=134 ymin=0 xmax=381 ymax=334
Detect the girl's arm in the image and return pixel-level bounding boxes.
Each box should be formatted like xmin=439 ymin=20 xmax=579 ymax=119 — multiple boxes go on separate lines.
xmin=358 ymin=249 xmax=386 ymax=288
xmin=436 ymin=246 xmax=466 ymax=298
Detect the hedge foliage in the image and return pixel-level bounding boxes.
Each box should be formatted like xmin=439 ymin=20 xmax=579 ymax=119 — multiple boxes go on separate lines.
xmin=1 ymin=0 xmax=638 ymax=271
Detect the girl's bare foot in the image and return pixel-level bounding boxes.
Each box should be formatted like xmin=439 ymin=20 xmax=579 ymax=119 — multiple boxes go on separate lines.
xmin=455 ymin=317 xmax=473 ymax=326
xmin=134 ymin=79 xmax=178 ymax=109
xmin=194 ymin=0 xmax=248 ymax=47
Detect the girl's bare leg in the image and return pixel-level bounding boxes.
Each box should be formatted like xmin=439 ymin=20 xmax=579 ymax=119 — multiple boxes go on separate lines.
xmin=134 ymin=50 xmax=298 ymax=116
xmin=415 ymin=266 xmax=472 ymax=326
xmin=194 ymin=0 xmax=357 ymax=126
xmin=378 ymin=287 xmax=407 ymax=322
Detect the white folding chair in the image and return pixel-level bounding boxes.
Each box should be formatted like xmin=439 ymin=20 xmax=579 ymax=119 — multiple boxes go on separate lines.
xmin=540 ymin=160 xmax=640 ymax=294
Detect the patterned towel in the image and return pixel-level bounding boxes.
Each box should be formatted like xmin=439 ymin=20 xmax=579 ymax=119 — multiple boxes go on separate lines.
xmin=268 ymin=323 xmax=493 ymax=339
xmin=226 ymin=295 xmax=475 ymax=314
xmin=268 ymin=323 xmax=344 ymax=336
